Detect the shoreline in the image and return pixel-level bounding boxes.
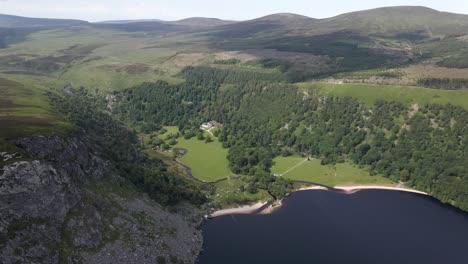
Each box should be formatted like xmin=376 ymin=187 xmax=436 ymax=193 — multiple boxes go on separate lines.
xmin=209 ymin=184 xmax=428 ymax=218
xmin=332 ymin=185 xmax=428 ymax=195
xmin=209 ymin=202 xmax=268 ymax=218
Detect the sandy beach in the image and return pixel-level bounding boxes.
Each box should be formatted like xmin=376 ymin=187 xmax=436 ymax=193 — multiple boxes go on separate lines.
xmin=298 ymin=184 xmax=428 ymax=195
xmin=209 ymin=185 xmax=428 ymax=218
xmin=209 ymin=202 xmax=268 ymax=218
xmin=298 ymin=186 xmax=329 ymax=191
xmin=333 ymin=185 xmax=428 ymax=195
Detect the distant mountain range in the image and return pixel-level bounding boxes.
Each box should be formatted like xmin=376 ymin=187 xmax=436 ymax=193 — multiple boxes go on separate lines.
xmin=1 ymin=6 xmax=468 ymax=37
xmin=2 ymin=6 xmax=468 ymax=70
xmin=97 ymin=17 xmax=235 ymax=28
xmin=0 ymin=14 xmax=236 ymax=29
xmin=204 ymin=6 xmax=468 ymax=39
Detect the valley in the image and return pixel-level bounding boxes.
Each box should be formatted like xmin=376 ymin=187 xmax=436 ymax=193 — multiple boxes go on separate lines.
xmin=1 ymin=5 xmax=468 ymax=264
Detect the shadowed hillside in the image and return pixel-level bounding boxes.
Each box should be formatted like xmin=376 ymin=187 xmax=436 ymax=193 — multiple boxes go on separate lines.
xmin=0 ymin=14 xmax=87 ymax=28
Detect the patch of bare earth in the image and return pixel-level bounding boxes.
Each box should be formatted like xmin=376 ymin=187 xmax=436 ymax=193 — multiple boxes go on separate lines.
xmin=403 ymin=61 xmax=468 ymax=79
xmin=97 ymin=63 xmax=151 ymax=74
xmin=456 ymin=35 xmax=468 ymax=42
xmin=408 ymin=103 xmax=420 ymax=119
xmin=214 ymin=51 xmax=257 ymax=62
xmin=395 ymin=103 xmax=420 ymax=144
xmin=214 ymin=49 xmax=327 ymax=65
xmin=162 ymin=53 xmax=207 ymax=67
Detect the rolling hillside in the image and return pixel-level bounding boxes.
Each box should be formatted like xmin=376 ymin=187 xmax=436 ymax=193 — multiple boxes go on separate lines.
xmin=169 ymin=17 xmax=236 ymax=27
xmin=96 ymin=17 xmax=235 ymax=29
xmin=1 ymin=5 xmax=468 ymax=264
xmin=2 ymin=6 xmax=468 ymax=83
xmin=204 ymin=6 xmax=468 ymax=40
xmin=92 ymin=21 xmax=187 ymax=32
xmin=0 ymin=14 xmax=87 ymax=28
xmin=317 ymin=6 xmax=468 ymax=38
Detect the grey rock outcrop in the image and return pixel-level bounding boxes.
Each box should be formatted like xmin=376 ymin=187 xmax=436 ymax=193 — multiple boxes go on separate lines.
xmin=0 ymin=136 xmax=108 ymax=263
xmin=0 ymin=136 xmax=203 ymax=264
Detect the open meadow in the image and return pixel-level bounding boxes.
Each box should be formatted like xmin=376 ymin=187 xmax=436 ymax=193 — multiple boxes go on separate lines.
xmin=299 ymin=82 xmax=468 ymax=109
xmin=175 ymin=134 xmax=231 ymax=182
xmin=148 ymin=127 xmax=232 ymax=182
xmin=271 ymin=155 xmax=393 ymax=186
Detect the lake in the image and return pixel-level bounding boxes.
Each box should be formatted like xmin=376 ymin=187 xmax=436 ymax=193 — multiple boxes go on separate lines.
xmin=197 ymin=190 xmax=468 ymax=264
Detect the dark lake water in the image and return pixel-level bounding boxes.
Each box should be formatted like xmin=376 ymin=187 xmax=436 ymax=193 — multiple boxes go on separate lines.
xmin=197 ymin=190 xmax=468 ymax=264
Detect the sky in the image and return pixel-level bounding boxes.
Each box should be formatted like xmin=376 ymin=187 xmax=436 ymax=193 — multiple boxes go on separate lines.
xmin=1 ymin=0 xmax=468 ymax=22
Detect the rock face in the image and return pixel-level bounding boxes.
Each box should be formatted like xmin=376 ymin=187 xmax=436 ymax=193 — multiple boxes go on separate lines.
xmin=0 ymin=136 xmax=203 ymax=264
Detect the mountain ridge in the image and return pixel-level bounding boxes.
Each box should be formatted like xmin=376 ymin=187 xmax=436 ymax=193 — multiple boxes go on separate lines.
xmin=315 ymin=6 xmax=468 ymax=37
xmin=0 ymin=13 xmax=87 ymax=28
xmin=3 ymin=6 xmax=468 ymax=37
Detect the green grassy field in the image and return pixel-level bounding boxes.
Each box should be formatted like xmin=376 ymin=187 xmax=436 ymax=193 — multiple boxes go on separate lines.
xmin=298 ymin=82 xmax=468 ymax=109
xmin=175 ymin=133 xmax=231 ymax=182
xmin=147 ymin=126 xmax=231 ymax=182
xmin=271 ymin=155 xmax=393 ymax=186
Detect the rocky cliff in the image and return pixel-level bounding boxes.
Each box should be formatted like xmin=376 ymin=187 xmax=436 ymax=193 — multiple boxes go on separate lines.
xmin=0 ymin=136 xmax=203 ymax=264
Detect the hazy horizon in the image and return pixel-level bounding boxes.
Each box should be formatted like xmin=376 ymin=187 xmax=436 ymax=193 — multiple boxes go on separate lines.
xmin=1 ymin=0 xmax=468 ymax=22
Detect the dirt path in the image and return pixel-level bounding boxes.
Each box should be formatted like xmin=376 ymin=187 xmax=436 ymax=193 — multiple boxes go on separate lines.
xmin=278 ymin=157 xmax=310 ymax=176
xmin=203 ymin=127 xmax=217 ymax=139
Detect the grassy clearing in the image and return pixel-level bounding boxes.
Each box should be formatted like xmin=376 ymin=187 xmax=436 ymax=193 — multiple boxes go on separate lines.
xmin=174 ymin=132 xmax=231 ymax=182
xmin=298 ymin=82 xmax=468 ymax=109
xmin=140 ymin=126 xmax=231 ymax=182
xmin=212 ymin=178 xmax=272 ymax=208
xmin=140 ymin=128 xmax=270 ymax=207
xmin=271 ymin=155 xmax=393 ymax=187
xmin=158 ymin=126 xmax=179 ymax=139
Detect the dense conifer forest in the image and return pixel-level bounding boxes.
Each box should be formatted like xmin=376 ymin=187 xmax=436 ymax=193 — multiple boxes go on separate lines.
xmin=114 ymin=66 xmax=468 ymax=210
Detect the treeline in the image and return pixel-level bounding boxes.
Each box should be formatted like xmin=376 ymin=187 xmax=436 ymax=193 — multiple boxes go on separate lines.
xmin=180 ymin=66 xmax=287 ymax=86
xmin=213 ymin=58 xmax=241 ymax=65
xmin=259 ymin=58 xmax=339 ymax=82
xmin=116 ymin=66 xmax=468 ymax=210
xmin=48 ymin=87 xmax=206 ymax=206
xmin=417 ymin=78 xmax=468 ymax=90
